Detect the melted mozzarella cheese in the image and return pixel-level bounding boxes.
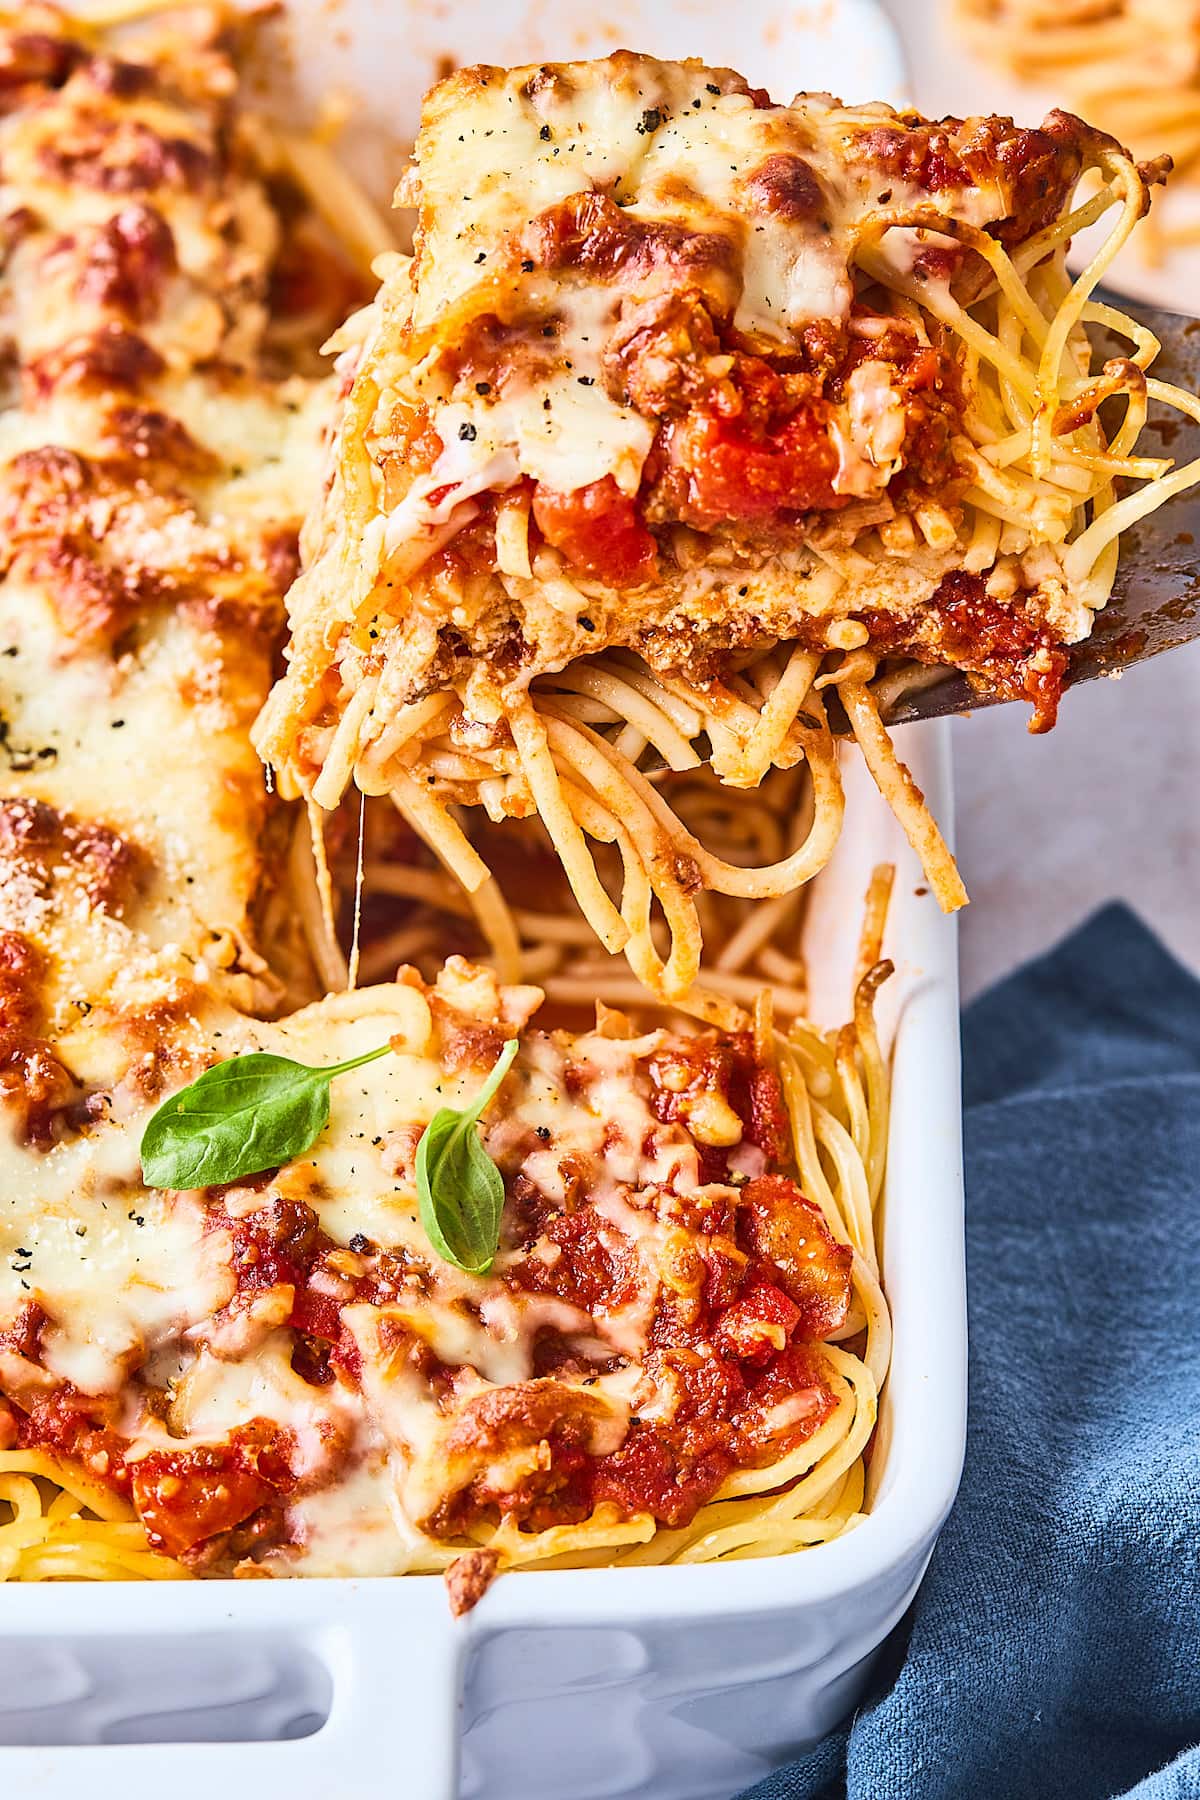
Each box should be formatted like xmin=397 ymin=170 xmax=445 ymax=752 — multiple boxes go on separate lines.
xmin=396 ymin=57 xmax=1047 ymax=528
xmin=0 ymin=588 xmax=273 ymax=1010
xmin=163 ymin=1335 xmax=355 ymax=1480
xmin=410 ymin=63 xmax=862 ymax=336
xmin=133 ymin=990 xmax=725 ymax=1547
xmin=0 ymin=90 xmax=278 ymax=371
xmin=0 ymin=932 xmax=749 ymax=1563
xmin=282 ymin=1452 xmax=425 ymax=1576
xmin=0 ymin=1120 xmax=232 ymax=1394
xmin=343 ymin=1301 xmax=639 ymax=1531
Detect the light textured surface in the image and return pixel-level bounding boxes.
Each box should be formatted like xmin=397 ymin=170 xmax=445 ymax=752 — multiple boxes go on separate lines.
xmin=953 ymin=650 xmax=1200 ymax=998
xmin=885 ymin=0 xmax=1200 ymax=995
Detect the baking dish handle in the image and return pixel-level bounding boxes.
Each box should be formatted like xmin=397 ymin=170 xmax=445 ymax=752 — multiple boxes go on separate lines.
xmin=0 ymin=1580 xmax=467 ymax=1800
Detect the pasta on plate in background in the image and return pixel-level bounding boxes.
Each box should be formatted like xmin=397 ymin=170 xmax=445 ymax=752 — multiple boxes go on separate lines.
xmin=953 ymin=0 xmax=1200 ymax=265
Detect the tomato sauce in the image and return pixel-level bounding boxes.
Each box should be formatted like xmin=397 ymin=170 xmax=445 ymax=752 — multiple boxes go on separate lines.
xmin=862 ymin=568 xmax=1070 ymax=731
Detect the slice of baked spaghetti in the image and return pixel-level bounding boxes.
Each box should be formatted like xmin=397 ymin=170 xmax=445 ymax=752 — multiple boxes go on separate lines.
xmin=256 ymin=53 xmax=1200 ymax=1001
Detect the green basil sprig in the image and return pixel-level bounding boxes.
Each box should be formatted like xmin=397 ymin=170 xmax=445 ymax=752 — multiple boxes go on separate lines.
xmin=416 ymin=1038 xmax=517 ymax=1276
xmin=140 ymin=1043 xmax=394 ymax=1190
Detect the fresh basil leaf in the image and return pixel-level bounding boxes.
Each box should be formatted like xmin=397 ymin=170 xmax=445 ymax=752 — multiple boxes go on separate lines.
xmin=416 ymin=1039 xmax=519 ymax=1275
xmin=140 ymin=1043 xmax=392 ymax=1190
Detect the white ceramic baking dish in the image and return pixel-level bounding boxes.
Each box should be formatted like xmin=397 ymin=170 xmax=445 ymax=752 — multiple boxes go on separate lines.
xmin=0 ymin=7 xmax=966 ymax=1795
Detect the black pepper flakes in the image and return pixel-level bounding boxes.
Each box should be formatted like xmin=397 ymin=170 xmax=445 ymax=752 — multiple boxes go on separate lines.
xmin=458 ymin=422 xmax=478 ymax=441
xmin=539 ymin=123 xmax=551 ymax=140
xmin=636 ymin=107 xmax=662 ymax=135
xmin=475 ymin=381 xmax=491 ymax=395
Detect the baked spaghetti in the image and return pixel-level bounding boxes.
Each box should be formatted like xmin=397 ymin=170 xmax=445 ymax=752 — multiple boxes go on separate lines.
xmin=0 ymin=10 xmax=890 ymax=1602
xmin=255 ymin=54 xmax=1200 ymax=1004
xmin=0 ymin=2 xmax=343 ymax=1580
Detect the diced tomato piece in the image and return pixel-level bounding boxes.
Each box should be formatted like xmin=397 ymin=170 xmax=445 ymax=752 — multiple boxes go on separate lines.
xmin=663 ymin=405 xmax=846 ymax=524
xmin=130 ymin=1423 xmax=294 ymax=1559
xmin=0 ymin=1299 xmax=44 ymax=1359
xmin=738 ymin=1343 xmax=840 ymax=1458
xmin=17 ymin=1391 xmax=130 ymax=1494
xmin=668 ymin=1344 xmax=748 ymax=1422
xmin=289 ymin=1282 xmax=343 ymax=1343
xmin=227 ymin=1198 xmax=322 ymax=1295
xmin=532 ymin=475 xmax=658 ymax=585
xmin=590 ymin=1426 xmax=732 ymax=1528
xmin=507 ymin=1194 xmax=642 ymax=1316
xmin=728 ymin=1053 xmax=789 ymax=1163
xmin=713 ymin=1276 xmax=802 ymax=1363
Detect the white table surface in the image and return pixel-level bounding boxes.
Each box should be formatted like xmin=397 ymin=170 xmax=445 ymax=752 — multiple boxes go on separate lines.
xmin=882 ymin=0 xmax=1200 ymax=1000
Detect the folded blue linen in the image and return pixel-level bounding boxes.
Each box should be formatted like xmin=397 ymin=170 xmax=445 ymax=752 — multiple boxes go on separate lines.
xmin=739 ymin=904 xmax=1200 ymax=1800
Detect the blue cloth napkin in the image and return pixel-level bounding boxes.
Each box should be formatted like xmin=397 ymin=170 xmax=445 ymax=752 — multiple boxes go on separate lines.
xmin=738 ymin=903 xmax=1200 ymax=1800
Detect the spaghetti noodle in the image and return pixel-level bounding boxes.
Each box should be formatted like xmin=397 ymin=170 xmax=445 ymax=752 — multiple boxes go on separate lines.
xmin=0 ymin=1451 xmax=188 ymax=1583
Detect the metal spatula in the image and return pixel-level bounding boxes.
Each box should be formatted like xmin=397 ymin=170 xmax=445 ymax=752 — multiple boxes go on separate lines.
xmin=875 ymin=297 xmax=1200 ymax=729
